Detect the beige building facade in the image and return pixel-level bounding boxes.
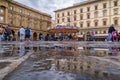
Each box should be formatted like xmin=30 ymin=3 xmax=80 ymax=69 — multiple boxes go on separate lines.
xmin=55 ymin=0 xmax=120 ymax=40
xmin=0 ymin=0 xmax=51 ymax=40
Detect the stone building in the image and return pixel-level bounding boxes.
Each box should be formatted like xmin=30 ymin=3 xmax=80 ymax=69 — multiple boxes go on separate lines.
xmin=54 ymin=0 xmax=120 ymax=41
xmin=0 ymin=0 xmax=51 ymax=40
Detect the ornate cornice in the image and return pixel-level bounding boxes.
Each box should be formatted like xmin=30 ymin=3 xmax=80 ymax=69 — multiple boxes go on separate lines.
xmin=54 ymin=0 xmax=103 ymax=12
xmin=5 ymin=0 xmax=51 ymax=18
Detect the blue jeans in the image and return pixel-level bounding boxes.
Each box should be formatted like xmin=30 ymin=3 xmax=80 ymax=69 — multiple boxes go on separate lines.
xmin=90 ymin=35 xmax=94 ymax=41
xmin=107 ymin=33 xmax=111 ymax=41
xmin=0 ymin=34 xmax=2 ymax=41
xmin=5 ymin=33 xmax=10 ymax=41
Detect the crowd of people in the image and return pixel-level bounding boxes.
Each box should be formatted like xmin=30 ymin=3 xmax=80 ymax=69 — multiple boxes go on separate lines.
xmin=0 ymin=25 xmax=15 ymax=41
xmin=39 ymin=33 xmax=75 ymax=41
xmin=0 ymin=25 xmax=76 ymax=42
xmin=0 ymin=24 xmax=120 ymax=42
xmin=107 ymin=24 xmax=120 ymax=42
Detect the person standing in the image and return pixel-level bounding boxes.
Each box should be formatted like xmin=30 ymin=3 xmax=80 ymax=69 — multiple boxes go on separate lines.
xmin=44 ymin=34 xmax=49 ymax=41
xmin=58 ymin=32 xmax=63 ymax=41
xmin=39 ymin=33 xmax=44 ymax=41
xmin=90 ymin=30 xmax=95 ymax=41
xmin=19 ymin=26 xmax=25 ymax=41
xmin=108 ymin=24 xmax=116 ymax=41
xmin=0 ymin=25 xmax=4 ymax=41
xmin=25 ymin=27 xmax=30 ymax=41
xmin=29 ymin=28 xmax=32 ymax=40
xmin=5 ymin=25 xmax=11 ymax=41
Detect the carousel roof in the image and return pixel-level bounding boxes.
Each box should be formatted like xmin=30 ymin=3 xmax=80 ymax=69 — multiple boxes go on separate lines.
xmin=48 ymin=25 xmax=79 ymax=33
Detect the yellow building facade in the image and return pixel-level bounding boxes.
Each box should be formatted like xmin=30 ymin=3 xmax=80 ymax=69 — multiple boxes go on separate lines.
xmin=55 ymin=0 xmax=120 ymax=40
xmin=0 ymin=0 xmax=51 ymax=40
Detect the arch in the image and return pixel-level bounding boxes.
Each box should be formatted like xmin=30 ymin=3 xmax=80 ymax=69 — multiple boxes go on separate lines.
xmin=33 ymin=32 xmax=37 ymax=41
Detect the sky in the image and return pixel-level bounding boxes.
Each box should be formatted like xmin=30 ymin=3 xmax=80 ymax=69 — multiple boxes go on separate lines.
xmin=14 ymin=0 xmax=85 ymax=20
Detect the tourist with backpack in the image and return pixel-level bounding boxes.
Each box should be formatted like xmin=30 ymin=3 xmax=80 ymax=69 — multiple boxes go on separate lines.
xmin=25 ymin=27 xmax=30 ymax=41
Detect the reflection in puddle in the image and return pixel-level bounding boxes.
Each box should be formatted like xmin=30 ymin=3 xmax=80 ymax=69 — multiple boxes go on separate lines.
xmin=2 ymin=43 xmax=120 ymax=80
xmin=0 ymin=44 xmax=30 ymax=58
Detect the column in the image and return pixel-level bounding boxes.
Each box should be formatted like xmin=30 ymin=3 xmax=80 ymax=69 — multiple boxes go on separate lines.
xmin=5 ymin=7 xmax=8 ymax=24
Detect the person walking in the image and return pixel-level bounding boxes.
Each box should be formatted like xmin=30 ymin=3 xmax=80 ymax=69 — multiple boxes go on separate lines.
xmin=107 ymin=24 xmax=116 ymax=41
xmin=19 ymin=26 xmax=25 ymax=41
xmin=25 ymin=27 xmax=30 ymax=41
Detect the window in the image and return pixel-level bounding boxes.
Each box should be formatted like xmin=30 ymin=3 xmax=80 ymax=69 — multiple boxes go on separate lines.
xmin=57 ymin=19 xmax=59 ymax=23
xmin=10 ymin=6 xmax=13 ymax=11
xmin=74 ymin=10 xmax=76 ymax=14
xmin=0 ymin=16 xmax=4 ymax=22
xmin=62 ymin=18 xmax=64 ymax=22
xmin=94 ymin=12 xmax=98 ymax=18
xmin=103 ymin=10 xmax=107 ymax=17
xmin=0 ymin=9 xmax=4 ymax=14
xmin=95 ymin=5 xmax=98 ymax=10
xmin=103 ymin=3 xmax=107 ymax=8
xmin=95 ymin=31 xmax=98 ymax=34
xmin=87 ymin=7 xmax=90 ymax=12
xmin=74 ymin=23 xmax=77 ymax=26
xmin=62 ymin=13 xmax=64 ymax=17
xmin=10 ymin=13 xmax=13 ymax=17
xmin=114 ymin=19 xmax=118 ymax=25
xmin=103 ymin=20 xmax=107 ymax=26
xmin=87 ymin=13 xmax=90 ymax=19
xmin=67 ymin=11 xmax=70 ymax=16
xmin=114 ymin=8 xmax=118 ymax=15
xmin=80 ymin=23 xmax=83 ymax=28
xmin=20 ymin=9 xmax=22 ymax=13
xmin=28 ymin=12 xmax=30 ymax=16
xmin=87 ymin=22 xmax=90 ymax=27
xmin=95 ymin=21 xmax=98 ymax=26
xmin=9 ymin=18 xmax=13 ymax=24
xmin=80 ymin=8 xmax=83 ymax=13
xmin=34 ymin=23 xmax=36 ymax=29
xmin=67 ymin=17 xmax=70 ymax=22
xmin=57 ymin=14 xmax=59 ymax=18
xmin=114 ymin=1 xmax=118 ymax=6
xmin=80 ymin=14 xmax=83 ymax=20
xmin=74 ymin=16 xmax=76 ymax=21
xmin=103 ymin=30 xmax=106 ymax=34
xmin=81 ymin=32 xmax=83 ymax=35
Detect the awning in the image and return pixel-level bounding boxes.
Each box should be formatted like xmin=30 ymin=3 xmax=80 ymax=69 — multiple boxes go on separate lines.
xmin=94 ymin=34 xmax=108 ymax=37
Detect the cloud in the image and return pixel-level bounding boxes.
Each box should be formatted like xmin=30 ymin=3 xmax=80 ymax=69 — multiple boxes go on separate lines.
xmin=14 ymin=0 xmax=85 ymax=19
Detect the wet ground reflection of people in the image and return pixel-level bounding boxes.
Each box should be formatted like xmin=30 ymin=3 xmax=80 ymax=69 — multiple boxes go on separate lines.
xmin=19 ymin=43 xmax=26 ymax=57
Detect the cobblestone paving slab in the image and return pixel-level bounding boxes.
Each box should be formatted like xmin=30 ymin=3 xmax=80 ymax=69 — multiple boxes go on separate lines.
xmin=0 ymin=51 xmax=33 ymax=80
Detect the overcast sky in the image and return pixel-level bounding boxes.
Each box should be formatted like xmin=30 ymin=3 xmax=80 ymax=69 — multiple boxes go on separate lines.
xmin=14 ymin=0 xmax=85 ymax=20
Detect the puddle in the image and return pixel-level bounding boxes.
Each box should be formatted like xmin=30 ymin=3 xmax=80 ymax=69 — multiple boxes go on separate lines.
xmin=0 ymin=62 xmax=11 ymax=69
xmin=3 ymin=45 xmax=120 ymax=80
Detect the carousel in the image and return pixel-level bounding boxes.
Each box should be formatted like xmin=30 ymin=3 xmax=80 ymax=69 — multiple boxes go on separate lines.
xmin=48 ymin=24 xmax=79 ymax=34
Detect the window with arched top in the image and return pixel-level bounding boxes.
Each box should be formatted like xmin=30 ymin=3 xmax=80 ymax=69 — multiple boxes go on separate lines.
xmin=113 ymin=17 xmax=119 ymax=25
xmin=103 ymin=30 xmax=106 ymax=34
xmin=94 ymin=11 xmax=98 ymax=18
xmin=0 ymin=6 xmax=5 ymax=22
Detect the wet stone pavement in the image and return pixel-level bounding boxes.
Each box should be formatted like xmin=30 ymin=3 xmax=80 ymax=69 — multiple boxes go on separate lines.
xmin=2 ymin=45 xmax=120 ymax=80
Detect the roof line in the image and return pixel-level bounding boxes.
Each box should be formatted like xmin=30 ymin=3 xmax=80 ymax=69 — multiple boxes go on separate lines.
xmin=9 ymin=0 xmax=51 ymax=17
xmin=54 ymin=0 xmax=101 ymax=12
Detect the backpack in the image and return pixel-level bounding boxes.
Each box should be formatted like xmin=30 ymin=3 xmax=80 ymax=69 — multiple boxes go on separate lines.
xmin=25 ymin=28 xmax=30 ymax=35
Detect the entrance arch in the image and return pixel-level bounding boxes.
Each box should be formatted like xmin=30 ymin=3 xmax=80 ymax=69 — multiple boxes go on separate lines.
xmin=33 ymin=32 xmax=37 ymax=41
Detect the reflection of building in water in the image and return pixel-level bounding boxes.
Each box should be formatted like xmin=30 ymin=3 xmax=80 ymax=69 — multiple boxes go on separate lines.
xmin=78 ymin=49 xmax=109 ymax=57
xmin=55 ymin=54 xmax=120 ymax=79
